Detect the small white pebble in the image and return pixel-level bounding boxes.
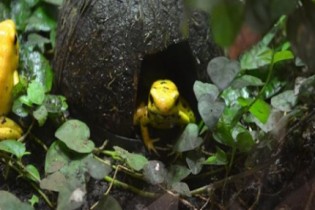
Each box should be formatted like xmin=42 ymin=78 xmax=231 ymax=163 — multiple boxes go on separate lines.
xmin=70 ymin=188 xmax=86 ymax=203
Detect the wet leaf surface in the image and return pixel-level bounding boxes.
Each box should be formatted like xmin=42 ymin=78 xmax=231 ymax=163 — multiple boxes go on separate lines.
xmin=55 ymin=120 xmax=95 ymax=153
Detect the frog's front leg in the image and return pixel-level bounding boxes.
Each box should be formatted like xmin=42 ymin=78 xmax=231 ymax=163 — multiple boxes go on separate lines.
xmin=139 ymin=123 xmax=159 ymax=154
xmin=134 ymin=104 xmax=159 ymax=154
xmin=179 ymin=110 xmax=195 ymax=124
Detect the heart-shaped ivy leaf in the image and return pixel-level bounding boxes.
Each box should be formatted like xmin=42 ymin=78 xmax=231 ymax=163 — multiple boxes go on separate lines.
xmin=198 ymin=95 xmax=225 ymax=129
xmin=55 ymin=120 xmax=95 ymax=153
xmin=173 ymin=124 xmax=202 ymax=152
xmin=193 ymin=80 xmax=219 ymax=102
xmin=207 ymin=56 xmax=240 ymax=90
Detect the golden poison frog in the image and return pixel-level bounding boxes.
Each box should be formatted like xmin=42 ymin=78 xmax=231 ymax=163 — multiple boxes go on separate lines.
xmin=134 ymin=79 xmax=195 ymax=153
xmin=0 ymin=19 xmax=22 ymax=140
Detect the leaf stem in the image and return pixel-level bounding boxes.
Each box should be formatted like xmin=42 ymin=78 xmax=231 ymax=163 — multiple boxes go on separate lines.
xmin=104 ymin=175 xmax=157 ymax=198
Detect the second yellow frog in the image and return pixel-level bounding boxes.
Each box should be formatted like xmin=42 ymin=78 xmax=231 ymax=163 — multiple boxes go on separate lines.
xmin=0 ymin=19 xmax=19 ymax=116
xmin=134 ymin=79 xmax=195 ymax=154
xmin=0 ymin=19 xmax=22 ymax=140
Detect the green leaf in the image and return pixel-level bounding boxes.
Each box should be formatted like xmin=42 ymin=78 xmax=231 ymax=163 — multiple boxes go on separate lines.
xmin=113 ymin=146 xmax=148 ymax=171
xmin=238 ymin=97 xmax=271 ymax=123
xmin=45 ymin=141 xmax=69 ymax=174
xmin=240 ymin=30 xmax=275 ymax=70
xmin=27 ymin=81 xmax=45 ymax=105
xmin=0 ymin=191 xmax=34 ymax=210
xmin=59 ymin=160 xmax=86 ymax=188
xmin=125 ymin=153 xmax=148 ymax=171
xmin=167 ymin=165 xmax=191 ymax=184
xmin=271 ymin=90 xmax=297 ymax=112
xmin=207 ymin=57 xmax=241 ymax=90
xmin=26 ymin=33 xmax=50 ymax=52
xmin=262 ymin=77 xmax=286 ymax=99
xmin=28 ymin=195 xmax=39 ymax=207
xmin=44 ymin=95 xmax=68 ymax=113
xmin=93 ymin=195 xmax=122 ymax=210
xmin=25 ymin=6 xmax=56 ymax=32
xmin=33 ymin=105 xmax=48 ymax=126
xmin=198 ymin=95 xmax=225 ymax=129
xmin=273 ymin=50 xmax=294 ymax=63
xmin=25 ymin=164 xmax=41 ymax=182
xmin=211 ymin=1 xmax=244 ymax=46
xmin=212 ymin=121 xmax=235 ymax=146
xmin=83 ymin=156 xmax=112 ymax=179
xmin=236 ymin=131 xmax=255 ymax=153
xmin=24 ymin=0 xmax=40 ymax=7
xmin=237 ymin=97 xmax=252 ymax=107
xmin=193 ymin=80 xmax=219 ymax=102
xmin=221 ymin=87 xmax=250 ymax=106
xmin=10 ymin=1 xmax=32 ymax=31
xmin=18 ymin=95 xmax=33 ymax=107
xmin=171 ymin=182 xmax=191 ymax=197
xmin=113 ymin=146 xmax=128 ymax=159
xmin=249 ymin=99 xmax=271 ymax=124
xmin=12 ymin=99 xmax=29 ymax=117
xmin=185 ymin=152 xmax=205 ymax=175
xmin=231 ymin=75 xmax=264 ymax=89
xmin=40 ymin=172 xmax=67 ymax=192
xmin=221 ymin=105 xmax=242 ymax=124
xmin=0 ymin=140 xmax=28 ymax=159
xmin=20 ymin=49 xmax=53 ymax=92
xmin=143 ymin=161 xmax=167 ymax=185
xmin=174 ymin=124 xmax=202 ymax=152
xmin=203 ymin=147 xmax=228 ymax=165
xmin=55 ymin=120 xmax=95 ymax=153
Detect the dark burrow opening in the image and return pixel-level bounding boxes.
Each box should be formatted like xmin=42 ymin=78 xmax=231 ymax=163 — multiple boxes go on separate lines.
xmin=133 ymin=41 xmax=201 ymax=156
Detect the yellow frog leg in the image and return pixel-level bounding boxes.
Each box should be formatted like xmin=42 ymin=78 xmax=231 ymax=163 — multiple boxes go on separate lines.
xmin=133 ymin=103 xmax=147 ymax=124
xmin=179 ymin=109 xmax=195 ymax=125
xmin=134 ymin=103 xmax=159 ymax=154
xmin=140 ymin=123 xmax=159 ymax=154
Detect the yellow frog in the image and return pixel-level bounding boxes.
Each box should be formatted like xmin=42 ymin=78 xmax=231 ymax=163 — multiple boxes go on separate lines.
xmin=134 ymin=79 xmax=195 ymax=154
xmin=0 ymin=19 xmax=23 ymax=140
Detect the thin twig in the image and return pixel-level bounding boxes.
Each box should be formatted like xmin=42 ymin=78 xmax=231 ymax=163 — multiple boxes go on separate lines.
xmin=104 ymin=175 xmax=157 ymax=198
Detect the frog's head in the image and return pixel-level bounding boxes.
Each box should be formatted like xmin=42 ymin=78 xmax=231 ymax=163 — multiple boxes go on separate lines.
xmin=148 ymin=80 xmax=180 ymax=115
xmin=0 ymin=19 xmax=19 ymax=71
